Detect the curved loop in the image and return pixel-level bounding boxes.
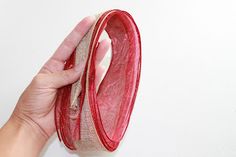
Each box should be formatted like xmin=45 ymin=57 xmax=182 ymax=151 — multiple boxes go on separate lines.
xmin=55 ymin=9 xmax=141 ymax=152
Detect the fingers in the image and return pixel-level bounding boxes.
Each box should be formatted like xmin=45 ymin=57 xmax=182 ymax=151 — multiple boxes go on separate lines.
xmin=95 ymin=39 xmax=111 ymax=88
xmin=38 ymin=21 xmax=111 ymax=89
xmin=96 ymin=39 xmax=111 ymax=65
xmin=53 ymin=16 xmax=95 ymax=62
xmin=40 ymin=16 xmax=95 ymax=73
xmin=44 ymin=62 xmax=85 ymax=88
xmin=48 ymin=38 xmax=110 ymax=89
xmin=95 ymin=65 xmax=105 ymax=88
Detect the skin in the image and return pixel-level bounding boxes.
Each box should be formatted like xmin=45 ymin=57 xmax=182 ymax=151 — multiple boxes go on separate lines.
xmin=0 ymin=16 xmax=110 ymax=157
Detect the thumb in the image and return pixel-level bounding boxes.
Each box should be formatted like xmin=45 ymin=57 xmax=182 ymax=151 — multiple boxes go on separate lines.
xmin=48 ymin=63 xmax=84 ymax=88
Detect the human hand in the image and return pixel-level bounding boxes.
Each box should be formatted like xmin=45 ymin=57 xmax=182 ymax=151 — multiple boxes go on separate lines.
xmin=0 ymin=16 xmax=110 ymax=157
xmin=12 ymin=16 xmax=110 ymax=140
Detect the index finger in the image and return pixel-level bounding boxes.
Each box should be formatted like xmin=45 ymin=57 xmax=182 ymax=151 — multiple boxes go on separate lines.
xmin=52 ymin=16 xmax=95 ymax=63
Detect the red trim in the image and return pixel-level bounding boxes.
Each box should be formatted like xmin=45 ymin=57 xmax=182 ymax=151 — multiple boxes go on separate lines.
xmin=54 ymin=9 xmax=141 ymax=151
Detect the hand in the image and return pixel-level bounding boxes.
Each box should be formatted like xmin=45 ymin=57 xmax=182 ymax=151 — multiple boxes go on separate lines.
xmin=12 ymin=16 xmax=110 ymax=140
xmin=0 ymin=16 xmax=110 ymax=157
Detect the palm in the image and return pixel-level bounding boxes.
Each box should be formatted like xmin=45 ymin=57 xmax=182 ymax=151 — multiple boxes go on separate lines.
xmin=18 ymin=76 xmax=58 ymax=136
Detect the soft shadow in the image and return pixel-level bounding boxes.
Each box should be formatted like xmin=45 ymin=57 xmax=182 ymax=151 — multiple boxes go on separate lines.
xmin=39 ymin=134 xmax=118 ymax=157
xmin=78 ymin=150 xmax=118 ymax=157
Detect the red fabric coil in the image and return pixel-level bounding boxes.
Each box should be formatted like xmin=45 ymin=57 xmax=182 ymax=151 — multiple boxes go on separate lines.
xmin=55 ymin=9 xmax=141 ymax=151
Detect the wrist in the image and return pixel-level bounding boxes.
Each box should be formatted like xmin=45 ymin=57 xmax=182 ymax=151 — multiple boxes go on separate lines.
xmin=10 ymin=112 xmax=49 ymax=143
xmin=0 ymin=113 xmax=48 ymax=157
xmin=11 ymin=106 xmax=50 ymax=141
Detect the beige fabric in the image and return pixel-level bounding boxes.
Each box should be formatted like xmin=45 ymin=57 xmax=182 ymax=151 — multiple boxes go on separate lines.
xmin=70 ymin=14 xmax=106 ymax=151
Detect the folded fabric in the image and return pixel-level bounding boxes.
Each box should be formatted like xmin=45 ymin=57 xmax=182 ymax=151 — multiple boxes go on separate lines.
xmin=55 ymin=9 xmax=141 ymax=151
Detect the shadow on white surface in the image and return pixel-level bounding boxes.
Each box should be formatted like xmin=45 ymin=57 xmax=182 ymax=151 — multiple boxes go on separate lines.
xmin=78 ymin=151 xmax=117 ymax=157
xmin=40 ymin=134 xmax=118 ymax=157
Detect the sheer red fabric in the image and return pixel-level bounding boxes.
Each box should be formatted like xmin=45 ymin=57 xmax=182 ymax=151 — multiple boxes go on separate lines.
xmin=55 ymin=9 xmax=141 ymax=151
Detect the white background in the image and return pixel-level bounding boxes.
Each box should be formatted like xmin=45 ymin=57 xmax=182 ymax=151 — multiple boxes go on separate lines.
xmin=1 ymin=0 xmax=236 ymax=157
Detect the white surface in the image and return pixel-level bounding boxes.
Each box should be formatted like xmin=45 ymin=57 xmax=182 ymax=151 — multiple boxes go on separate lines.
xmin=1 ymin=0 xmax=236 ymax=156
